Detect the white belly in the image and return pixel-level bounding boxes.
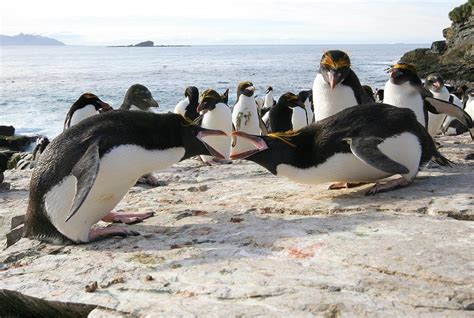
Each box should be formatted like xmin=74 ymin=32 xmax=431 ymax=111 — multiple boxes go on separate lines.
xmin=69 ymin=105 xmax=98 ymax=127
xmin=384 ymin=81 xmax=425 ymax=127
xmin=465 ymin=98 xmax=474 ymax=119
xmin=201 ymin=103 xmax=233 ymax=160
xmin=276 ymin=132 xmax=421 ymax=184
xmin=312 ymin=74 xmax=358 ymax=121
xmin=174 ymin=98 xmax=189 ymax=117
xmin=291 ymin=107 xmax=308 ymax=130
xmin=45 ymin=145 xmax=185 ymax=242
xmin=304 ymin=101 xmax=314 ymax=125
xmin=232 ymin=96 xmax=260 ymax=136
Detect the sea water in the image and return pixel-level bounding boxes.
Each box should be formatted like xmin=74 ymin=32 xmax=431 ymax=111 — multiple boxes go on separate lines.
xmin=0 ymin=44 xmax=423 ymax=138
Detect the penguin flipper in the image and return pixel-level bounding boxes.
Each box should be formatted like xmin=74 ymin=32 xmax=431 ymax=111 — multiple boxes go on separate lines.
xmin=424 ymin=97 xmax=473 ymax=129
xmin=344 ymin=137 xmax=409 ymax=175
xmin=65 ymin=138 xmax=101 ymax=222
xmin=258 ymin=116 xmax=268 ymax=135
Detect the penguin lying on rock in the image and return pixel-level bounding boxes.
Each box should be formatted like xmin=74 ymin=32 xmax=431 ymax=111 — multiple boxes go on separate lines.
xmin=230 ymin=103 xmax=450 ymax=195
xmin=24 ymin=111 xmax=227 ymax=244
xmin=64 ymin=93 xmax=112 ymax=131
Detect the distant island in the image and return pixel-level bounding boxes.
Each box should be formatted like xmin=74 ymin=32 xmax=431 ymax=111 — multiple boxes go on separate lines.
xmin=0 ymin=33 xmax=65 ymax=46
xmin=110 ymin=40 xmax=189 ymax=48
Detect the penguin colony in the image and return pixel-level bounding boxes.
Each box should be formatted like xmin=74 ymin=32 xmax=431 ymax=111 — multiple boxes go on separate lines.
xmin=20 ymin=50 xmax=474 ymax=245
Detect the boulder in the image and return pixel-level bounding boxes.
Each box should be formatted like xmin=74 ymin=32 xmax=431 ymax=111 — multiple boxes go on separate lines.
xmin=431 ymin=40 xmax=447 ymax=54
xmin=0 ymin=126 xmax=15 ymax=137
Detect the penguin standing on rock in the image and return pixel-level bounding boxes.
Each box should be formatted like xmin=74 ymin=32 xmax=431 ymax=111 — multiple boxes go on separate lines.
xmin=424 ymin=74 xmax=450 ymax=136
xmin=64 ymin=93 xmax=112 ymax=131
xmin=174 ymin=86 xmax=200 ymax=121
xmin=197 ymin=89 xmax=233 ymax=164
xmin=269 ymin=92 xmax=307 ymax=133
xmin=232 ymin=81 xmax=266 ymax=153
xmin=383 ymin=63 xmax=473 ymax=138
xmin=312 ymin=50 xmax=372 ymax=122
xmin=230 ymin=103 xmax=450 ymax=195
xmin=119 ymin=84 xmax=159 ymax=111
xmin=24 ymin=111 xmax=227 ymax=244
xmin=298 ymin=90 xmax=314 ymax=125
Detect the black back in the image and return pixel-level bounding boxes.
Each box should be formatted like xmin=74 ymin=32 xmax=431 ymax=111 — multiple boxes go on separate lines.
xmin=269 ymin=102 xmax=293 ymax=132
xmin=184 ymin=86 xmax=200 ymax=120
xmin=248 ymin=104 xmax=439 ymax=175
xmin=341 ymin=69 xmax=373 ymax=104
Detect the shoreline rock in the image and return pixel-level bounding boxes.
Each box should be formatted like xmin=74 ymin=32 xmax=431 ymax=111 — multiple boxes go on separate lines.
xmin=400 ymin=1 xmax=473 ymax=87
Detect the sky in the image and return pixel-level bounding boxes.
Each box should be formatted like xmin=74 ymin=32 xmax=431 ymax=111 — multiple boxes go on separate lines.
xmin=0 ymin=0 xmax=466 ymax=45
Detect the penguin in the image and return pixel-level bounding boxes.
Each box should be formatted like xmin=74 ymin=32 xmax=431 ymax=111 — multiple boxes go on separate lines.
xmin=261 ymin=86 xmax=276 ymax=127
xmin=375 ymin=89 xmax=384 ymax=103
xmin=312 ymin=50 xmax=372 ymax=122
xmin=24 ymin=111 xmax=227 ymax=244
xmin=230 ymin=103 xmax=451 ymax=195
xmin=445 ymin=89 xmax=474 ymax=135
xmin=221 ymin=88 xmax=230 ymax=105
xmin=383 ymin=63 xmax=473 ymax=137
xmin=269 ymin=92 xmax=307 ymax=133
xmin=425 ymin=74 xmax=450 ymax=136
xmin=64 ymin=93 xmax=112 ymax=131
xmin=232 ymin=81 xmax=264 ymax=153
xmin=119 ymin=84 xmax=159 ymax=111
xmin=298 ymin=90 xmax=314 ymax=125
xmin=362 ymin=85 xmax=376 ymax=103
xmin=174 ymin=86 xmax=200 ymax=121
xmin=197 ymin=89 xmax=233 ymax=164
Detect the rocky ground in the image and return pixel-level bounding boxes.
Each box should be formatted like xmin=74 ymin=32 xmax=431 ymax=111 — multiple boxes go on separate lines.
xmin=0 ymin=134 xmax=473 ymax=317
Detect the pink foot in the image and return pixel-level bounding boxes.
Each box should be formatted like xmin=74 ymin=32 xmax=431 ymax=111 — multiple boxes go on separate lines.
xmin=365 ymin=178 xmax=411 ymax=196
xmin=88 ymin=227 xmax=140 ymax=241
xmin=328 ymin=182 xmax=367 ymax=190
xmin=101 ymin=211 xmax=154 ymax=224
xmin=137 ymin=174 xmax=166 ymax=187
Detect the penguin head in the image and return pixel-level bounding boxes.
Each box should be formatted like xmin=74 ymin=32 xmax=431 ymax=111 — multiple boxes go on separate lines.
xmin=388 ymin=62 xmax=421 ymax=86
xmin=125 ymin=84 xmax=159 ymax=110
xmin=177 ymin=115 xmax=227 ymax=160
xmin=266 ymin=86 xmax=274 ymax=94
xmin=221 ymin=88 xmax=230 ymax=104
xmin=278 ymin=92 xmax=305 ymax=109
xmin=75 ymin=93 xmax=112 ymax=112
xmin=297 ymin=90 xmax=312 ymax=104
xmin=237 ymin=81 xmax=256 ymax=98
xmin=465 ymin=88 xmax=474 ymax=101
xmin=319 ymin=50 xmax=351 ymax=90
xmin=425 ymin=74 xmax=445 ymax=92
xmin=197 ymin=89 xmax=225 ymax=113
xmin=185 ymin=86 xmax=199 ymax=106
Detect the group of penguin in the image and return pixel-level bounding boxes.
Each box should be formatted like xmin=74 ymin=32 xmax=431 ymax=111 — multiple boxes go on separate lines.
xmin=18 ymin=49 xmax=474 ymax=245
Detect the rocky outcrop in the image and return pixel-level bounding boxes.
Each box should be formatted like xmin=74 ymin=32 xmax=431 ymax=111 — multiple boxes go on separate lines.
xmin=0 ymin=133 xmax=473 ymax=316
xmin=400 ymin=1 xmax=473 ymax=87
xmin=0 ymin=33 xmax=65 ymax=46
xmin=134 ymin=40 xmax=154 ymax=47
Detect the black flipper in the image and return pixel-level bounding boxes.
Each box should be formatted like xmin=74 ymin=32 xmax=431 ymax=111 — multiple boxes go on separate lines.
xmin=65 ymin=138 xmax=101 ymax=222
xmin=424 ymin=96 xmax=473 ymax=132
xmin=344 ymin=137 xmax=409 ymax=175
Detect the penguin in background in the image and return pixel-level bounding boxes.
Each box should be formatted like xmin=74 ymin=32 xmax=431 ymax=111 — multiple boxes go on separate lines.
xmin=383 ymin=63 xmax=473 ymax=138
xmin=232 ymin=81 xmax=267 ymax=153
xmin=312 ymin=50 xmax=372 ymax=122
xmin=261 ymin=86 xmax=276 ymax=127
xmin=197 ymin=89 xmax=233 ymax=164
xmin=230 ymin=103 xmax=451 ymax=196
xmin=119 ymin=84 xmax=159 ymax=111
xmin=298 ymin=90 xmax=314 ymax=125
xmin=174 ymin=86 xmax=200 ymax=121
xmin=221 ymin=88 xmax=230 ymax=105
xmin=424 ymin=74 xmax=450 ymax=136
xmin=24 ymin=111 xmax=227 ymax=244
xmin=362 ymin=85 xmax=376 ymax=103
xmin=444 ymin=88 xmax=474 ymax=135
xmin=64 ymin=93 xmax=113 ymax=131
xmin=375 ymin=89 xmax=384 ymax=103
xmin=269 ymin=92 xmax=307 ymax=133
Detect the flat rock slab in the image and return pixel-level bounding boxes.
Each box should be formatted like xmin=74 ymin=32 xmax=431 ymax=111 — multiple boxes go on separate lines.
xmin=0 ymin=134 xmax=473 ymax=317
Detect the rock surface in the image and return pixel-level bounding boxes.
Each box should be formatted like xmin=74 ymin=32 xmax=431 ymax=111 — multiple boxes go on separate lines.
xmin=0 ymin=134 xmax=473 ymax=317
xmin=400 ymin=1 xmax=473 ymax=87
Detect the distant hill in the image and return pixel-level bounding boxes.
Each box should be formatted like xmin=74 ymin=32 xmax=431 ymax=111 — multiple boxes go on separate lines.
xmin=0 ymin=33 xmax=65 ymax=46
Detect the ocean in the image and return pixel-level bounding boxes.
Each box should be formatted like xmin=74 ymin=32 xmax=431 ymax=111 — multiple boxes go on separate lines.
xmin=0 ymin=44 xmax=423 ymax=138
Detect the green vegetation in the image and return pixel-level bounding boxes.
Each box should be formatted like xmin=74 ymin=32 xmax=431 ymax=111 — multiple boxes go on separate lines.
xmin=448 ymin=0 xmax=473 ymax=23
